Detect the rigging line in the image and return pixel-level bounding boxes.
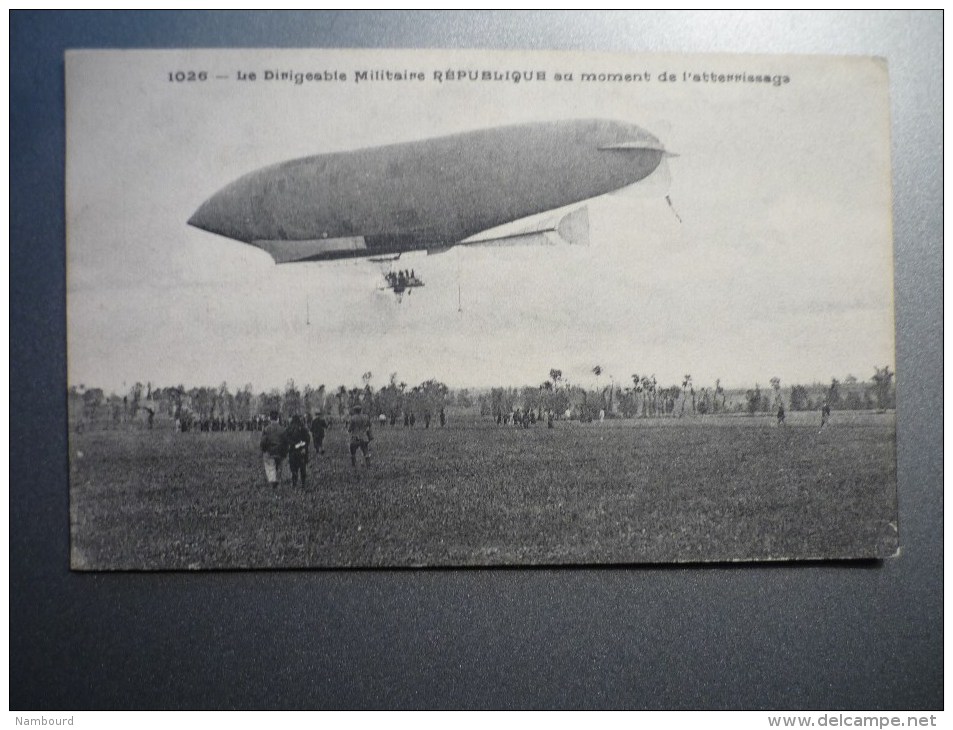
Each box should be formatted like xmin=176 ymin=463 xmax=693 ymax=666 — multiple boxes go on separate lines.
xmin=456 ymin=249 xmax=463 ymax=313
xmin=665 ymin=195 xmax=683 ymax=224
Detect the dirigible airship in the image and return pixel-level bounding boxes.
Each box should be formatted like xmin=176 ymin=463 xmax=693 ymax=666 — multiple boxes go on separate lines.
xmin=188 ymin=118 xmax=672 ymax=266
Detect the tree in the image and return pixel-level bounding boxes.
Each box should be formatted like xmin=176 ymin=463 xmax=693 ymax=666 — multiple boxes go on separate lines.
xmin=842 ymin=374 xmax=861 ymax=411
xmin=550 ymin=381 xmax=570 ymax=418
xmin=488 ymin=387 xmax=507 ymax=417
xmin=681 ymin=374 xmax=691 ymax=415
xmin=521 ymin=385 xmax=542 ymax=415
xmin=769 ymin=377 xmax=782 ymax=407
xmin=746 ymin=384 xmax=762 ymax=415
xmin=283 ymin=379 xmax=302 ymax=418
xmin=376 ymin=376 xmax=404 ymax=420
xmin=872 ymin=366 xmax=894 ymax=411
xmin=129 ymin=382 xmax=144 ymax=415
xmin=218 ymin=381 xmax=234 ymax=418
xmin=640 ymin=375 xmax=654 ymax=417
xmin=347 ymin=388 xmax=363 ymax=410
xmin=584 ymin=365 xmax=602 ymax=412
xmin=417 ymin=379 xmax=450 ymax=414
xmin=260 ymin=388 xmax=282 ymax=417
xmin=234 ymin=383 xmax=254 ymax=421
xmin=828 ymin=378 xmax=842 ymax=410
xmin=82 ymin=388 xmax=104 ymax=423
xmin=190 ymin=386 xmax=214 ymax=419
xmin=697 ymin=387 xmax=712 ymax=415
xmin=789 ymin=385 xmax=810 ymax=411
xmin=630 ymin=374 xmax=643 ymax=417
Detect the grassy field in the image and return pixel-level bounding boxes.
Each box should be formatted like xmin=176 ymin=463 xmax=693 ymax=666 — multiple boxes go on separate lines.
xmin=69 ymin=411 xmax=898 ymax=569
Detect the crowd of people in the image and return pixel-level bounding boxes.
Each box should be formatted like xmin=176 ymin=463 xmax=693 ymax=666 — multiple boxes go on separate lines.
xmin=174 ymin=414 xmax=272 ymax=433
xmin=255 ymin=404 xmax=458 ymax=486
xmin=494 ymin=408 xmax=556 ymax=429
xmin=258 ymin=406 xmax=375 ymax=486
xmin=257 ymin=410 xmax=333 ymax=487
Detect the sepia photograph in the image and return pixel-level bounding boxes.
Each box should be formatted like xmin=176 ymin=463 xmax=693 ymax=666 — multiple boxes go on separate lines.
xmin=66 ymin=48 xmax=898 ymax=569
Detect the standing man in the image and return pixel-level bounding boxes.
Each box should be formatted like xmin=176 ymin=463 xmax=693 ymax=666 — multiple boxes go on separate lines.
xmin=347 ymin=404 xmax=372 ymax=469
xmin=309 ymin=411 xmax=329 ymax=457
xmin=777 ymin=402 xmax=786 ymax=426
xmin=260 ymin=410 xmax=287 ymax=487
xmin=285 ymin=414 xmax=312 ymax=487
xmin=820 ymin=401 xmax=831 ymax=429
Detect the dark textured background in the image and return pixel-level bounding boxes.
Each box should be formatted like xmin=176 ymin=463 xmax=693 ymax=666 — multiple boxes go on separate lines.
xmin=10 ymin=11 xmax=942 ymax=709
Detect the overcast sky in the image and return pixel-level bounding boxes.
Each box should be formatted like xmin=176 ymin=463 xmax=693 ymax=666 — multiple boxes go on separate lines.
xmin=66 ymin=49 xmax=895 ymax=394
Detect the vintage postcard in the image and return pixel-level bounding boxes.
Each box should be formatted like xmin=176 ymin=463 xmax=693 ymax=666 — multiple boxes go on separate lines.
xmin=66 ymin=49 xmax=897 ymax=569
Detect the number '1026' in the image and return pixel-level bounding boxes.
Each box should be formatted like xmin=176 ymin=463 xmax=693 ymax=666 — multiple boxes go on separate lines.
xmin=168 ymin=71 xmax=208 ymax=82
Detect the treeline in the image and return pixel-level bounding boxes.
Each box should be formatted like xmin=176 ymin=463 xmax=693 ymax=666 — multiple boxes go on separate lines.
xmin=67 ymin=374 xmax=474 ymax=429
xmin=477 ymin=366 xmax=895 ymax=421
xmin=745 ymin=371 xmax=896 ymax=415
xmin=67 ymin=366 xmax=895 ymax=429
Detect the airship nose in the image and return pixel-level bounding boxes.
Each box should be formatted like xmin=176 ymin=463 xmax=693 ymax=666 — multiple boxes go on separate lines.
xmin=188 ymin=197 xmax=233 ymax=240
xmin=187 ymin=200 xmax=215 ymax=233
xmin=188 ymin=186 xmax=253 ymax=243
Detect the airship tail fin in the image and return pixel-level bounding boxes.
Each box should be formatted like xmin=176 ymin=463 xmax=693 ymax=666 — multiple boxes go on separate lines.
xmin=457 ymin=206 xmax=589 ymax=249
xmin=556 ymin=206 xmax=589 ymax=247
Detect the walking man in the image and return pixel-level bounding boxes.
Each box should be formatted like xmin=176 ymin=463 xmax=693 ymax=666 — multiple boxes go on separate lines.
xmin=285 ymin=414 xmax=312 ymax=487
xmin=260 ymin=411 xmax=287 ymax=486
xmin=347 ymin=404 xmax=372 ymax=469
xmin=309 ymin=411 xmax=329 ymax=456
